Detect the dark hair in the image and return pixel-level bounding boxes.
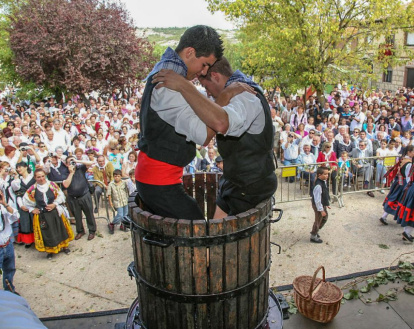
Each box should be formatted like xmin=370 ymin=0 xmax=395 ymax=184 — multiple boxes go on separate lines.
xmin=317 ymin=166 xmax=329 ymax=176
xmin=113 ymin=169 xmax=122 ymax=176
xmin=16 ymin=162 xmax=28 ymax=169
xmin=404 ymin=145 xmax=414 ymax=156
xmin=175 ymin=25 xmax=223 ymax=59
xmin=34 ymin=168 xmax=46 ymax=177
xmin=202 ymin=56 xmax=233 ymax=80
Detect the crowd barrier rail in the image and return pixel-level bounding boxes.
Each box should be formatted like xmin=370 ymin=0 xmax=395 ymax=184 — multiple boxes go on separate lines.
xmin=275 ymin=155 xmax=400 ymax=208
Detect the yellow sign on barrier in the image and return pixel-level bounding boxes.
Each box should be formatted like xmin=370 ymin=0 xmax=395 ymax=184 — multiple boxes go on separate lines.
xmin=282 ymin=167 xmax=296 ymax=177
xmin=384 ymin=157 xmax=397 ymax=167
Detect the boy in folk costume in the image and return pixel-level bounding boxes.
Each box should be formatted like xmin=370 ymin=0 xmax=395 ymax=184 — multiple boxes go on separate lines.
xmin=310 ymin=166 xmax=331 ymax=243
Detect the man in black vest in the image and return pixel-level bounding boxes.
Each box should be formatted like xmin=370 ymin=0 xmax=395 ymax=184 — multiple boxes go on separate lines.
xmin=135 ymin=25 xmax=224 ymax=220
xmin=153 ymin=57 xmax=277 ymax=218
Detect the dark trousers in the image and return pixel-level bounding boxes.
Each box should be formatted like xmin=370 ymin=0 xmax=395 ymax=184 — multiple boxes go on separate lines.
xmin=311 ymin=203 xmax=328 ymax=235
xmin=95 ymin=185 xmax=104 ymax=208
xmin=67 ymin=193 xmax=96 ymax=234
xmin=136 ymin=181 xmax=204 ymax=220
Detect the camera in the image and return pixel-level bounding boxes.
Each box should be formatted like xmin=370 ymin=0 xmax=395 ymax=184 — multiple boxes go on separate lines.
xmin=20 ymin=147 xmax=27 ymax=151
xmin=70 ymin=161 xmax=76 ymax=166
xmin=49 ymin=152 xmax=53 ymax=157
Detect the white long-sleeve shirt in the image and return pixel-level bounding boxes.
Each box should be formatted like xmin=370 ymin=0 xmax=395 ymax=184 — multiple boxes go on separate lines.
xmin=0 ymin=204 xmax=19 ymax=245
xmin=150 ymin=88 xmax=264 ymax=145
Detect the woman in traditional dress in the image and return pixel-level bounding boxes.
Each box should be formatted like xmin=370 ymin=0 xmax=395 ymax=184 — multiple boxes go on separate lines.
xmin=23 ymin=169 xmax=74 ymax=259
xmin=380 ymin=145 xmax=414 ymax=226
xmin=392 ymin=146 xmax=414 ymax=242
xmin=12 ymin=162 xmax=35 ymax=248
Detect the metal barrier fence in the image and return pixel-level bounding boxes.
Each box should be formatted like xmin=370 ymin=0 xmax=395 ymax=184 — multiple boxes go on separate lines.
xmin=275 ymin=155 xmax=400 ymax=208
xmin=337 ymin=155 xmax=399 ymax=207
xmin=275 ymin=160 xmax=340 ymax=205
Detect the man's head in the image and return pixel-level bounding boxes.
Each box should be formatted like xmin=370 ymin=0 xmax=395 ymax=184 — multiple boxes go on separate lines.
xmin=1 ymin=137 xmax=9 ymax=147
xmin=198 ymin=57 xmax=233 ymax=98
xmin=176 ymin=25 xmax=224 ymax=80
xmin=207 ymin=148 xmax=216 ymax=161
xmin=97 ymin=155 xmax=106 ymax=167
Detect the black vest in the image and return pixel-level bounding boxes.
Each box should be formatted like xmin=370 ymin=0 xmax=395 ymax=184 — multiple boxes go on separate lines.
xmin=312 ymin=178 xmax=330 ymax=207
xmin=138 ymin=74 xmax=196 ymax=167
xmin=217 ymin=88 xmax=275 ymax=187
xmin=47 ymin=163 xmax=69 ymax=182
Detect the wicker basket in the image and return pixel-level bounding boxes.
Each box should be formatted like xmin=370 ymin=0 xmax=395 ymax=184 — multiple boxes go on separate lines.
xmin=293 ymin=266 xmax=343 ymax=323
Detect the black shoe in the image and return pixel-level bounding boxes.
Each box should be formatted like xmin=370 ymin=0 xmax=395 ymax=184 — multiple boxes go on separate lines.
xmin=367 ymin=192 xmax=375 ymax=198
xmin=402 ymin=232 xmax=413 ymax=243
xmin=47 ymin=253 xmax=53 ymax=260
xmin=24 ymin=243 xmax=33 ymax=249
xmin=379 ymin=217 xmax=388 ymax=225
xmin=63 ymin=248 xmax=70 ymax=254
xmin=310 ymin=236 xmax=323 ymax=243
xmin=94 ymin=207 xmax=98 ymax=214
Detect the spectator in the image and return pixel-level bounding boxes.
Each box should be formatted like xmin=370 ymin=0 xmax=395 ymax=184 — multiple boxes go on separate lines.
xmin=282 ymin=132 xmax=302 ymax=183
xmin=316 ymin=142 xmax=338 ymax=195
xmin=201 ymin=148 xmax=217 ymax=172
xmin=350 ymin=141 xmax=374 ymax=197
xmin=107 ymin=169 xmax=129 ymax=234
xmin=338 ymin=151 xmax=353 ymax=189
xmin=0 ymin=190 xmax=19 ymax=293
xmin=334 ymin=133 xmax=354 ymax=158
xmin=297 ymin=144 xmax=317 ymax=192
xmin=62 ymin=156 xmax=96 ymax=241
xmin=23 ymin=169 xmax=73 ymax=259
xmin=92 ymin=155 xmax=114 ymax=213
xmin=12 ymin=162 xmax=35 ymax=247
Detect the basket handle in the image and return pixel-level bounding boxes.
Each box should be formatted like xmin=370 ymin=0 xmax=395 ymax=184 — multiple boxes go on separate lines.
xmin=308 ymin=266 xmax=326 ymax=300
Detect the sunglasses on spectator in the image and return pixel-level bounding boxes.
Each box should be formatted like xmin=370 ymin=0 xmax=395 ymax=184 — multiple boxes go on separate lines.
xmin=325 ymin=146 xmax=331 ymax=148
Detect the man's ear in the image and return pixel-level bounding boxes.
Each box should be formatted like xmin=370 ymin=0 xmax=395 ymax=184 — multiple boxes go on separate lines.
xmin=210 ymin=72 xmax=221 ymax=83
xmin=183 ymin=47 xmax=196 ymax=59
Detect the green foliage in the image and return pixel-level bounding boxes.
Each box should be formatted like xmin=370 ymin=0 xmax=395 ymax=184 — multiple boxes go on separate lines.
xmin=207 ymin=0 xmax=414 ymax=97
xmin=287 ymin=298 xmax=298 ymax=314
xmin=343 ymin=288 xmax=359 ymax=300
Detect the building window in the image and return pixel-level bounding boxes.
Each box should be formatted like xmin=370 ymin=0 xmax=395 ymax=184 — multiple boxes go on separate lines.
xmin=407 ymin=32 xmax=414 ymax=46
xmin=383 ymin=67 xmax=393 ymax=83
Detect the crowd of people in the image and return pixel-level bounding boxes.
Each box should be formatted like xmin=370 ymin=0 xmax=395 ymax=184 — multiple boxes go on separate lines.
xmin=0 ymin=92 xmax=145 ymax=295
xmin=270 ymin=86 xmax=414 ymax=197
xmin=0 ymin=54 xmax=413 ymax=295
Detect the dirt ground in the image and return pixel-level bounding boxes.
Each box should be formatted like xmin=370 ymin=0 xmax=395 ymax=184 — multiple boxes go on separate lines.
xmin=11 ymin=192 xmax=414 ymax=319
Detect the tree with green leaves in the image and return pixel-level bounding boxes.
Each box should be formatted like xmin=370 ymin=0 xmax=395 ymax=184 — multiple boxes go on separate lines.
xmin=207 ymin=0 xmax=414 ymax=101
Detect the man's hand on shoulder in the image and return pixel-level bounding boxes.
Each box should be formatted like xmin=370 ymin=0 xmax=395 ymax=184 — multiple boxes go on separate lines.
xmin=152 ymin=69 xmax=190 ymax=92
xmin=216 ymin=82 xmax=256 ymax=107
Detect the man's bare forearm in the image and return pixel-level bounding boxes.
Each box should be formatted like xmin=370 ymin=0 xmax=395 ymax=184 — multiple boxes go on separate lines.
xmin=178 ymin=81 xmax=229 ymax=134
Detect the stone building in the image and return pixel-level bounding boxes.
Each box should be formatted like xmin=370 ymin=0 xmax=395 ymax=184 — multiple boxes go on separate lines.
xmin=374 ymin=30 xmax=414 ymax=92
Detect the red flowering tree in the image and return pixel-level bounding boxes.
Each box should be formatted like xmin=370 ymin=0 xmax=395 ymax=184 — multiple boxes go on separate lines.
xmin=8 ymin=0 xmax=155 ymax=97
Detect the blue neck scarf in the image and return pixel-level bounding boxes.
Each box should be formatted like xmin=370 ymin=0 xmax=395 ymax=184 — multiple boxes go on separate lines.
xmin=225 ymin=70 xmax=262 ymax=92
xmin=146 ymin=47 xmax=187 ymax=80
